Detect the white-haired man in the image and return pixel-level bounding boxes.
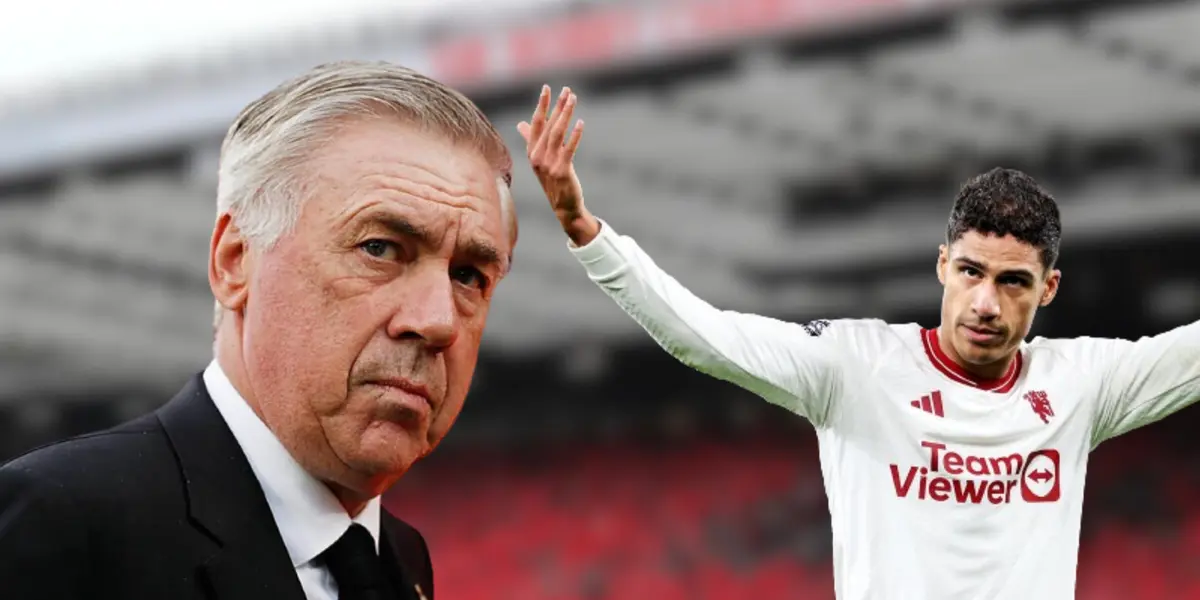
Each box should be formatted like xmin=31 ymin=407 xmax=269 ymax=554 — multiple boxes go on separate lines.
xmin=0 ymin=61 xmax=519 ymax=600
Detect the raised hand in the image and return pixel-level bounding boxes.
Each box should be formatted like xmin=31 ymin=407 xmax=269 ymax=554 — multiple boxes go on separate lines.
xmin=517 ymin=85 xmax=599 ymax=246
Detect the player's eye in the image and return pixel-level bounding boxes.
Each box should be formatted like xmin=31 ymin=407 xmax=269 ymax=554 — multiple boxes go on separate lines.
xmin=961 ymin=266 xmax=982 ymax=278
xmin=452 ymin=266 xmax=489 ymax=292
xmin=359 ymin=239 xmax=400 ymax=261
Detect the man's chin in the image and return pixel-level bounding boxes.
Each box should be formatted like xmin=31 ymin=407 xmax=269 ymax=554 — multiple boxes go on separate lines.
xmin=347 ymin=424 xmax=429 ymax=479
xmin=957 ymin=344 xmax=1014 ymax=372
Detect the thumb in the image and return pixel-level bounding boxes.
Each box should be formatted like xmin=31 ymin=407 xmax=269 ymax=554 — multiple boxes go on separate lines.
xmin=516 ymin=121 xmax=531 ymax=143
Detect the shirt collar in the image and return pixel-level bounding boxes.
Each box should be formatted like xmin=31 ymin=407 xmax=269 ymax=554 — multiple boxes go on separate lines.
xmin=203 ymin=359 xmax=381 ymax=567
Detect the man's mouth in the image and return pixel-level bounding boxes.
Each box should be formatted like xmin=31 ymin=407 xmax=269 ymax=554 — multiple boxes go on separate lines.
xmin=961 ymin=325 xmax=1004 ymax=345
xmin=367 ymin=378 xmax=432 ymax=421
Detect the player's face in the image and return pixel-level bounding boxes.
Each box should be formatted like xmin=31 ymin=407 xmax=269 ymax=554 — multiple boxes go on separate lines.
xmin=236 ymin=118 xmax=510 ymax=498
xmin=937 ymin=230 xmax=1060 ymax=373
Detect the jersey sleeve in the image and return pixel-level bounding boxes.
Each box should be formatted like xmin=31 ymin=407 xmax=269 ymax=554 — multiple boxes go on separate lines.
xmin=1083 ymin=320 xmax=1200 ymax=445
xmin=567 ymin=219 xmax=854 ymax=428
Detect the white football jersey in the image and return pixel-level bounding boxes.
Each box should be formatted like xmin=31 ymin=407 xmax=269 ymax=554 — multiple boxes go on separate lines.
xmin=567 ymin=219 xmax=1200 ymax=600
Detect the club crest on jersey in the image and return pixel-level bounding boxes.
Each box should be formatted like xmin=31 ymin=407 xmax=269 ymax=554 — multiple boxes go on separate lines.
xmin=802 ymin=319 xmax=830 ymax=337
xmin=1024 ymin=390 xmax=1054 ymax=424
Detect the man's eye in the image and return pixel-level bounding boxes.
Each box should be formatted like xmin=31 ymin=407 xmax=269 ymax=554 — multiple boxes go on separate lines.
xmin=452 ymin=266 xmax=488 ymax=290
xmin=961 ymin=267 xmax=981 ymax=278
xmin=360 ymin=240 xmax=398 ymax=260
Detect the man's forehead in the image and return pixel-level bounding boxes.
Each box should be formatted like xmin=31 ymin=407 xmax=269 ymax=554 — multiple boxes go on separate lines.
xmin=313 ymin=118 xmax=503 ymax=210
xmin=952 ymin=232 xmax=1038 ymax=259
xmin=950 ymin=232 xmax=1044 ymax=275
xmin=313 ymin=161 xmax=505 ymax=232
xmin=301 ymin=119 xmax=511 ymax=261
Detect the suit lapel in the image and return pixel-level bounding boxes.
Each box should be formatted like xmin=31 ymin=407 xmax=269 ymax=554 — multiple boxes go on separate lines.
xmin=157 ymin=375 xmax=307 ymax=600
xmin=379 ymin=529 xmax=423 ymax=600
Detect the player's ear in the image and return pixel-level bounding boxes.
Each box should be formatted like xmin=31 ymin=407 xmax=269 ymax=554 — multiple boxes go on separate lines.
xmin=936 ymin=244 xmax=949 ymax=285
xmin=1040 ymin=269 xmax=1061 ymax=307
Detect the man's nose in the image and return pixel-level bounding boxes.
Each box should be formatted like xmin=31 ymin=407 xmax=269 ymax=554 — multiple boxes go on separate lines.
xmin=385 ymin=264 xmax=459 ymax=350
xmin=971 ymin=284 xmax=1001 ymax=319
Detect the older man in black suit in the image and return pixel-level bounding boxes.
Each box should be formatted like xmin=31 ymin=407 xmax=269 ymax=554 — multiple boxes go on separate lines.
xmin=0 ymin=60 xmax=520 ymax=600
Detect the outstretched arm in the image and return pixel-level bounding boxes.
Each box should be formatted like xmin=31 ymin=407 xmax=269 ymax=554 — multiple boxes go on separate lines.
xmin=517 ymin=86 xmax=851 ymax=427
xmin=1088 ymin=320 xmax=1200 ymax=446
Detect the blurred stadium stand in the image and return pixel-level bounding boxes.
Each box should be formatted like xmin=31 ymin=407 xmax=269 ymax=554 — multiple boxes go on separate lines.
xmin=2 ymin=0 xmax=1200 ymax=597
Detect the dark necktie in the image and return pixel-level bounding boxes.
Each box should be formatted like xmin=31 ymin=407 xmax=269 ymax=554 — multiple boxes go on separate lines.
xmin=321 ymin=523 xmax=396 ymax=600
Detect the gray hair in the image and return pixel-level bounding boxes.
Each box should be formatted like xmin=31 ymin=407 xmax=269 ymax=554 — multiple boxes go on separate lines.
xmin=212 ymin=60 xmax=516 ymax=330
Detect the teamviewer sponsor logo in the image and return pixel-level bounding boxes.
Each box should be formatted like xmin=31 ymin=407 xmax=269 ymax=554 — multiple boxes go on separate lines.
xmin=890 ymin=442 xmax=1061 ymax=504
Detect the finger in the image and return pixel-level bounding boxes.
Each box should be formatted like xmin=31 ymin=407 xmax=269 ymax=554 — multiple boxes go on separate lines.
xmin=544 ymin=87 xmax=571 ymax=130
xmin=528 ymin=85 xmax=551 ymax=143
xmin=564 ymin=119 xmax=585 ymax=161
xmin=534 ymin=87 xmax=571 ymax=157
xmin=517 ymin=121 xmax=531 ymax=145
xmin=547 ymin=93 xmax=576 ymax=154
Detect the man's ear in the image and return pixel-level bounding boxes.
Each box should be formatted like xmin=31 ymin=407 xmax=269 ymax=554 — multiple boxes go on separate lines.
xmin=209 ymin=213 xmax=251 ymax=318
xmin=1040 ymin=269 xmax=1061 ymax=307
xmin=936 ymin=244 xmax=949 ymax=286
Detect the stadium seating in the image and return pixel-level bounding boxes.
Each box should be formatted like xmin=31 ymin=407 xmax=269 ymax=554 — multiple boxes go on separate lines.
xmin=1085 ymin=0 xmax=1200 ymax=66
xmin=6 ymin=4 xmax=1200 ymax=369
xmin=385 ymin=422 xmax=1200 ymax=600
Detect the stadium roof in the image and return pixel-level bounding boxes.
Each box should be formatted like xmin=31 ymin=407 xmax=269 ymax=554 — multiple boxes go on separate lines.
xmin=0 ymin=0 xmax=554 ymax=105
xmin=0 ymin=0 xmax=982 ymax=180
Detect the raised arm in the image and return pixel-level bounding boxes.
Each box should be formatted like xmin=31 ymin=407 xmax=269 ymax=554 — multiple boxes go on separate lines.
xmin=516 ymin=86 xmax=852 ymax=427
xmin=1087 ymin=320 xmax=1200 ymax=446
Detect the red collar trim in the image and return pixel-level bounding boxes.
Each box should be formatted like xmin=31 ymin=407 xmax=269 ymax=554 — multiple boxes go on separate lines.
xmin=921 ymin=328 xmax=1021 ymax=393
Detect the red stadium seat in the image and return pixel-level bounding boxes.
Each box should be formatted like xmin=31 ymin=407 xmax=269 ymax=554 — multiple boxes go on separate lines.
xmin=385 ymin=431 xmax=1196 ymax=599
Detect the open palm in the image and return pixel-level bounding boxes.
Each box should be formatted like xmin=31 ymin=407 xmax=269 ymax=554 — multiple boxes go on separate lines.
xmin=517 ymin=85 xmax=597 ymax=244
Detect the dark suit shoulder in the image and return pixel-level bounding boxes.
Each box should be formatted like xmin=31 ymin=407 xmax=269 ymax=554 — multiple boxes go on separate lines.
xmin=0 ymin=416 xmax=167 ymax=599
xmin=0 ymin=409 xmax=188 ymax=545
xmin=2 ymin=411 xmax=172 ymax=485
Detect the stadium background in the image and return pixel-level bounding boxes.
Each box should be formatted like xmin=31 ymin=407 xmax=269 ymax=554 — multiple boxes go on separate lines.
xmin=3 ymin=0 xmax=1200 ymax=597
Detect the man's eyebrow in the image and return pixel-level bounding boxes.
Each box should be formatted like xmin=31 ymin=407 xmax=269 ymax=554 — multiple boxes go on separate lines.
xmin=463 ymin=239 xmax=505 ymax=270
xmin=955 ymin=257 xmax=989 ymax=272
xmin=367 ymin=213 xmax=433 ymax=243
xmin=365 ymin=213 xmax=508 ymax=271
xmin=955 ymin=257 xmax=1036 ymax=280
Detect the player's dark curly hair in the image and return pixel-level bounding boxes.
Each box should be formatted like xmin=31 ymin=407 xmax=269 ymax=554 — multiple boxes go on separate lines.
xmin=946 ymin=167 xmax=1062 ymax=271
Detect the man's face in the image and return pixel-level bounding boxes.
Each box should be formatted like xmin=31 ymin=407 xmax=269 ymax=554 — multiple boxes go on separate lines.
xmin=235 ymin=118 xmax=509 ymax=493
xmin=937 ymin=230 xmax=1060 ymax=370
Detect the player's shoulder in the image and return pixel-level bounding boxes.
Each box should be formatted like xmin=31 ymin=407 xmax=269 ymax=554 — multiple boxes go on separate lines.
xmin=1025 ymin=333 xmax=1120 ymax=355
xmin=796 ymin=317 xmax=885 ymax=339
xmin=1023 ymin=333 xmax=1122 ymax=372
xmin=805 ymin=318 xmax=921 ymax=356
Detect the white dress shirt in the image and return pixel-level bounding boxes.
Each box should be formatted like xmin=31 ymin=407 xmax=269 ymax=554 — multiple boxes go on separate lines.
xmin=203 ymin=360 xmax=382 ymax=600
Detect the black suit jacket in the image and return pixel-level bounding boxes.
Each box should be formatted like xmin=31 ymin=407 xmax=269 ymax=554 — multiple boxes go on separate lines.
xmin=0 ymin=375 xmax=434 ymax=600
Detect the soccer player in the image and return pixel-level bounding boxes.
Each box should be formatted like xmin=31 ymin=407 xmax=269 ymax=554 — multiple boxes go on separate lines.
xmin=516 ymin=85 xmax=1200 ymax=598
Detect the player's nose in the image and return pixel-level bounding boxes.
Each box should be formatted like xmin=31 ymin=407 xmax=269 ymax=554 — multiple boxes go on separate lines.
xmin=971 ymin=284 xmax=1001 ymax=319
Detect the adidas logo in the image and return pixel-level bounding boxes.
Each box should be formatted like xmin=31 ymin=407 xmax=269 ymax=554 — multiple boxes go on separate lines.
xmin=911 ymin=391 xmax=945 ymax=417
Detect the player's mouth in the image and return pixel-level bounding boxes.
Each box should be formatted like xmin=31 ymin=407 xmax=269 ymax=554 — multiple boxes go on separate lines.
xmin=961 ymin=325 xmax=1004 ymax=346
